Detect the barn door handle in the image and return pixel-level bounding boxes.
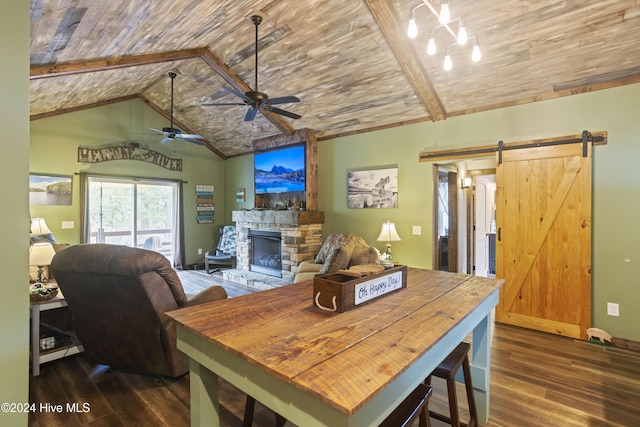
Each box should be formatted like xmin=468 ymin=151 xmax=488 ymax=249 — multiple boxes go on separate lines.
xmin=498 ymin=227 xmax=501 ymax=241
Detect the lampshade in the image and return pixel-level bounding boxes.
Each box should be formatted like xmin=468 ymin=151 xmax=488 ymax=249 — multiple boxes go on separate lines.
xmin=377 ymin=221 xmax=401 ymax=243
xmin=31 ymin=218 xmax=52 ymax=236
xmin=29 ymin=242 xmax=56 ymax=267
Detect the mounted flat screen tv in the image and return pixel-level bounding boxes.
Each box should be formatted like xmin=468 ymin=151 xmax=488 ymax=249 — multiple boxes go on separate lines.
xmin=254 ymin=144 xmax=306 ymax=194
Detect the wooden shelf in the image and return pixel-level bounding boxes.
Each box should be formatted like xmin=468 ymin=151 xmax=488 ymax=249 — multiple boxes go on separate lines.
xmin=30 ymin=287 xmax=83 ymax=376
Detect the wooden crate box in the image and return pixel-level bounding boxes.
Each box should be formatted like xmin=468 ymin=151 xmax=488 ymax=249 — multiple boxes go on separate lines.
xmin=313 ymin=265 xmax=407 ymax=313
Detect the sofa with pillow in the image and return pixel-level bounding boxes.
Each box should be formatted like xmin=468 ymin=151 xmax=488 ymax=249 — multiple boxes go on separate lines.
xmin=293 ymin=233 xmax=379 ymax=283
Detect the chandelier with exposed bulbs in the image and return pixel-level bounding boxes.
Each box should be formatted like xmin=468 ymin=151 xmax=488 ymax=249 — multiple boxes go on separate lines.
xmin=407 ymin=0 xmax=481 ymax=71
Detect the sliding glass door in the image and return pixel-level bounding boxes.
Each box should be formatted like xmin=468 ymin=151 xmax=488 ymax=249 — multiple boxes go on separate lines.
xmin=84 ymin=176 xmax=179 ymax=263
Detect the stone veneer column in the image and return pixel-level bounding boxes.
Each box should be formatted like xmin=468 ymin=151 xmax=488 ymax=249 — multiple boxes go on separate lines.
xmin=280 ymin=224 xmax=323 ymax=281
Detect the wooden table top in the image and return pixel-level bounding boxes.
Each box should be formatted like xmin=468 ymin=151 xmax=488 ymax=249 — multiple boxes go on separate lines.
xmin=168 ymin=267 xmax=504 ymax=415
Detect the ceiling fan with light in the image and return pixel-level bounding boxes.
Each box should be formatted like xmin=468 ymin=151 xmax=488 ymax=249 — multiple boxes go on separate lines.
xmin=201 ymin=13 xmax=301 ymax=122
xmin=151 ymin=71 xmax=205 ymax=145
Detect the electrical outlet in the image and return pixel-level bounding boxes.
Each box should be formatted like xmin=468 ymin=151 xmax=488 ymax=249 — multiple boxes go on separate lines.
xmin=607 ymin=302 xmax=619 ymax=317
xmin=197 ymin=248 xmax=202 ymax=255
xmin=412 ymin=225 xmax=422 ymax=235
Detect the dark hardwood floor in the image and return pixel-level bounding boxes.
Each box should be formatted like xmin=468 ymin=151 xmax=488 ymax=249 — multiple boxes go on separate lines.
xmin=29 ymin=271 xmax=640 ymax=426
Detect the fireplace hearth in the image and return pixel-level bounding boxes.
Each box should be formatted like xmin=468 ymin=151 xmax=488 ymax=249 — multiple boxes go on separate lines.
xmin=249 ymin=229 xmax=282 ymax=278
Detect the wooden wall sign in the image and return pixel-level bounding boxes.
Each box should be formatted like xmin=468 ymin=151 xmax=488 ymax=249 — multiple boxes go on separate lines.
xmin=77 ymin=143 xmax=183 ymax=171
xmin=196 ymin=185 xmax=214 ymax=224
xmin=235 ymin=188 xmax=246 ymax=202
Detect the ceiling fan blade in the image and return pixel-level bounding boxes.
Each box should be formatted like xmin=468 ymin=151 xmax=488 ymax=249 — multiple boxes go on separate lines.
xmin=244 ymin=108 xmax=258 ymax=122
xmin=267 ymin=106 xmax=301 ymax=120
xmin=176 ymin=133 xmax=203 ymax=139
xmin=224 ymin=86 xmax=252 ymax=102
xmin=267 ymin=96 xmax=300 ymax=105
xmin=150 ymin=128 xmax=167 ymax=136
xmin=201 ymin=102 xmax=246 ymax=107
xmin=161 ymin=137 xmax=173 ymax=144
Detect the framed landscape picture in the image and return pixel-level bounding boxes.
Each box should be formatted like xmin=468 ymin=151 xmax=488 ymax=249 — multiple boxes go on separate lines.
xmin=29 ymin=174 xmax=73 ymax=206
xmin=347 ymin=167 xmax=398 ymax=209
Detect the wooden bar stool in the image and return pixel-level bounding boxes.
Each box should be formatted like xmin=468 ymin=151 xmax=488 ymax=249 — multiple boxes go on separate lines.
xmin=243 ymin=396 xmax=286 ymax=427
xmin=426 ymin=342 xmax=478 ymax=427
xmin=379 ymin=383 xmax=432 ymax=427
xmin=245 ymin=385 xmax=433 ymax=427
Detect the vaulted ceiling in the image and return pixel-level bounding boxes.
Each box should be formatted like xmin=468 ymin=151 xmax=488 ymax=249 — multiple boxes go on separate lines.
xmin=30 ymin=0 xmax=640 ymax=158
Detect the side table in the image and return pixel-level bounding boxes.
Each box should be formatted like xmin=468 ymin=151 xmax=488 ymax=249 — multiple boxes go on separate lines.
xmin=30 ymin=285 xmax=83 ymax=376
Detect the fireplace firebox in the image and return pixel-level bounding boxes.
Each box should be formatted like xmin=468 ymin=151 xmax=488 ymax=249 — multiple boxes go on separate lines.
xmin=249 ymin=229 xmax=282 ymax=277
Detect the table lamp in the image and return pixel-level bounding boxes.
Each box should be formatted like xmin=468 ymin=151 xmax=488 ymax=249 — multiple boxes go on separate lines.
xmin=31 ymin=218 xmax=52 ymax=236
xmin=377 ymin=220 xmax=401 ymax=261
xmin=29 ymin=242 xmax=56 ymax=286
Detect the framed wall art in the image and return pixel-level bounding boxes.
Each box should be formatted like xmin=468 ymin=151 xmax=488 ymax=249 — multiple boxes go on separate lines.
xmin=29 ymin=173 xmax=73 ymax=206
xmin=347 ymin=166 xmax=398 ymax=209
xmin=235 ymin=188 xmax=246 ymax=203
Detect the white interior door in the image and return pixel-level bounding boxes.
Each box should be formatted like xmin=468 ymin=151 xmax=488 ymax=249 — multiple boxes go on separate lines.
xmin=474 ymin=175 xmax=496 ymax=277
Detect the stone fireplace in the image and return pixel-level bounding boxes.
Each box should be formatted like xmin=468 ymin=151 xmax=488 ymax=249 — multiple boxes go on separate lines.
xmin=225 ymin=210 xmax=324 ymax=288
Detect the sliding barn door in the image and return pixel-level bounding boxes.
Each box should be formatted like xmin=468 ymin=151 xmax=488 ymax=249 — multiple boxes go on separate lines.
xmin=495 ymin=142 xmax=592 ymax=339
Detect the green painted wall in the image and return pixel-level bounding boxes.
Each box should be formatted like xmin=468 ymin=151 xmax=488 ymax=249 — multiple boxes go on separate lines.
xmin=225 ymin=83 xmax=640 ymax=342
xmin=223 ymin=156 xmax=255 ymax=218
xmin=27 ymin=77 xmax=640 ymax=346
xmin=1 ymin=1 xmax=30 ymax=424
xmin=30 ymin=99 xmax=226 ymax=266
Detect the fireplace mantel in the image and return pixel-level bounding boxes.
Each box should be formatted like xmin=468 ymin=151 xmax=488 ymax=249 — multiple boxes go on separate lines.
xmin=232 ymin=209 xmax=324 ymax=226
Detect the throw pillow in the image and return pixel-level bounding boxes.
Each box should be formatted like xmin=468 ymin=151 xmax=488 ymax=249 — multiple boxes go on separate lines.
xmin=219 ymin=226 xmax=236 ymax=255
xmin=320 ymin=239 xmax=356 ymax=274
xmin=349 ymin=246 xmax=379 ymax=266
xmin=349 ymin=234 xmax=369 ymax=250
xmin=314 ymin=233 xmax=348 ymax=264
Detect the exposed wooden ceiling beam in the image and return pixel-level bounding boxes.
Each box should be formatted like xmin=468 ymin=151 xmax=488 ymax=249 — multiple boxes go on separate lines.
xmin=30 ymin=95 xmax=139 ymax=121
xmin=365 ymin=0 xmax=446 ymax=121
xmin=553 ymin=65 xmax=640 ymax=93
xmin=198 ymin=50 xmax=295 ymax=137
xmin=138 ymin=94 xmax=227 ymax=159
xmin=30 ymin=92 xmax=226 ymax=157
xmin=30 ymin=48 xmax=207 ymax=79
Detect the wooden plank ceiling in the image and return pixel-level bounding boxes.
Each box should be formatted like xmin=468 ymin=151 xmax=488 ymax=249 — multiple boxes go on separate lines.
xmin=30 ymin=0 xmax=640 ymax=158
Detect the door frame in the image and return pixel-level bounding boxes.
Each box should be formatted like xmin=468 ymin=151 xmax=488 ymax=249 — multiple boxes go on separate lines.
xmin=465 ymin=169 xmax=496 ymax=276
xmin=432 ymin=164 xmax=458 ymax=272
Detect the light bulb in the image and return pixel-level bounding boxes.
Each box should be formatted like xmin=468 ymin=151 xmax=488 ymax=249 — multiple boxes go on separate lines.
xmin=457 ymin=20 xmax=468 ymax=45
xmin=472 ymin=43 xmax=481 ymax=62
xmin=407 ymin=17 xmax=418 ymax=38
xmin=443 ymin=52 xmax=452 ymax=71
xmin=427 ymin=36 xmax=436 ymax=55
xmin=439 ymin=1 xmax=451 ymax=25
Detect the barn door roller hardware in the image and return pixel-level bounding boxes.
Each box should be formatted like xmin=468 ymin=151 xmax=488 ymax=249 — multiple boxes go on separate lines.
xmin=419 ymin=131 xmax=606 ymax=163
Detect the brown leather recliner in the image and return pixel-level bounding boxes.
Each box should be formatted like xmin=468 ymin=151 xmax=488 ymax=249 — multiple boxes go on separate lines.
xmin=50 ymin=244 xmax=227 ymax=378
